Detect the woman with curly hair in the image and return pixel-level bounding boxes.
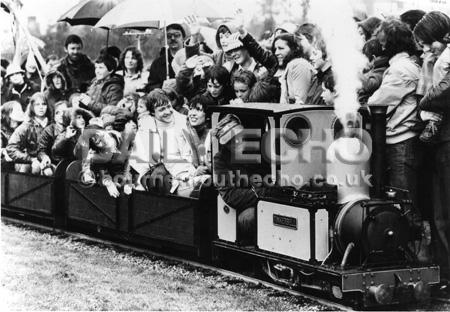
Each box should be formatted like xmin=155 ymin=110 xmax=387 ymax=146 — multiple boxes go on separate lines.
xmin=237 ymin=26 xmax=315 ymax=104
xmin=119 ymin=46 xmax=149 ymax=95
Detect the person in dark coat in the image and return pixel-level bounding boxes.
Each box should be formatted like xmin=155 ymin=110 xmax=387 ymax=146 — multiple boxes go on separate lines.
xmin=213 ymin=114 xmax=277 ymax=245
xmin=415 ymin=11 xmax=450 ymax=283
xmin=52 ymin=108 xmax=94 ymax=161
xmin=77 ymin=54 xmax=124 ymax=116
xmin=203 ymin=65 xmax=234 ymax=105
xmin=1 ymin=101 xmax=25 ymax=171
xmin=56 ymin=34 xmax=95 ymax=93
xmin=358 ymin=38 xmax=390 ymax=105
xmin=147 ymin=24 xmax=186 ymax=92
xmin=37 ymin=101 xmax=70 ymax=172
xmin=6 ymin=92 xmax=52 ymax=174
xmin=43 ymin=70 xmax=74 ymax=111
xmin=2 ymin=64 xmax=40 ymax=110
xmin=305 ymin=38 xmax=333 ymax=106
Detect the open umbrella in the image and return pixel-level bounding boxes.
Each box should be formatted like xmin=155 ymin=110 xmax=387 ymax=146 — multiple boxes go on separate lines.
xmin=95 ymin=0 xmax=236 ymax=78
xmin=58 ymin=0 xmax=122 ymax=26
xmin=58 ymin=0 xmax=122 ymax=46
xmin=95 ymin=0 xmax=235 ymax=29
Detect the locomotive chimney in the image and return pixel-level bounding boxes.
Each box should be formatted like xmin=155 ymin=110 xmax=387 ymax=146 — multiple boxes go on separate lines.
xmin=369 ymin=105 xmax=388 ymax=199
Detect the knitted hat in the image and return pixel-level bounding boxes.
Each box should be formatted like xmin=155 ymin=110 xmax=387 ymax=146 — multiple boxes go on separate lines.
xmin=212 ymin=114 xmax=244 ymax=145
xmin=221 ymin=32 xmax=244 ymax=53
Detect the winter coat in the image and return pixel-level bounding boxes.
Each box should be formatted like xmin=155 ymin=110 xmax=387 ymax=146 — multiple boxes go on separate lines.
xmin=52 ymin=130 xmax=81 ymax=162
xmin=85 ymin=74 xmax=124 ymax=116
xmin=137 ymin=112 xmax=157 ymax=132
xmin=1 ymin=124 xmax=14 ymax=149
xmin=241 ymin=32 xmax=278 ymax=77
xmin=6 ymin=118 xmax=48 ymax=163
xmin=368 ymin=52 xmax=422 ymax=144
xmin=57 ymin=54 xmax=95 ymax=93
xmin=213 ymin=146 xmax=267 ymax=212
xmin=358 ymin=56 xmax=389 ymax=105
xmin=305 ymin=64 xmax=333 ymax=106
xmin=43 ymin=70 xmax=74 ymax=110
xmin=203 ymin=90 xmax=232 ymax=106
xmin=155 ymin=113 xmax=196 ymax=180
xmin=241 ymin=32 xmax=312 ymax=103
xmin=122 ymin=70 xmax=149 ymax=95
xmin=419 ymin=46 xmax=450 ymax=143
xmin=281 ymin=58 xmax=315 ymax=104
xmin=176 ymin=66 xmax=208 ymax=100
xmin=37 ymin=123 xmax=65 ymax=164
xmin=229 ymin=58 xmax=269 ymax=81
xmin=147 ymin=48 xmax=175 ymax=92
xmin=1 ymin=82 xmax=39 ymax=111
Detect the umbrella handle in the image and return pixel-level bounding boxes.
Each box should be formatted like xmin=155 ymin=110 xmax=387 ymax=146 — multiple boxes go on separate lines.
xmin=164 ymin=20 xmax=170 ymax=80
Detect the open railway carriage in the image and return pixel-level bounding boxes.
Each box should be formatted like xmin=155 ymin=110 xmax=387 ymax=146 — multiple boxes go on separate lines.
xmin=64 ymin=160 xmax=216 ymax=258
xmin=210 ymin=103 xmax=440 ymax=308
xmin=1 ymin=160 xmax=70 ymax=227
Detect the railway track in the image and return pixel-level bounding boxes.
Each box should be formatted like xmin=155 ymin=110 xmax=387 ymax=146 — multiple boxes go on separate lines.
xmin=2 ymin=216 xmax=352 ymax=311
xmin=4 ymin=216 xmax=449 ymax=310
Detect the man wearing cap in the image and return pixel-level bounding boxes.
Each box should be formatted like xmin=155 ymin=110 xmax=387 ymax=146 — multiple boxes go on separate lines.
xmin=147 ymin=24 xmax=186 ymax=92
xmin=2 ymin=64 xmax=39 ymax=110
xmin=213 ymin=114 xmax=273 ymax=245
xmin=222 ymin=33 xmax=267 ymax=80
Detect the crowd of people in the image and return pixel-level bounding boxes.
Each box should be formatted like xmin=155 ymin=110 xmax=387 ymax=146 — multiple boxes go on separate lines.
xmin=1 ymin=9 xmax=450 ymax=285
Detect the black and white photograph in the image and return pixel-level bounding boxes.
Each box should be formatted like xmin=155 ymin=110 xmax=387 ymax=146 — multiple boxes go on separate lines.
xmin=1 ymin=0 xmax=450 ymax=310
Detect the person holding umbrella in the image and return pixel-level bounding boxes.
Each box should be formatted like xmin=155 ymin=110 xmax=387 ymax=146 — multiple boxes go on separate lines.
xmin=147 ymin=23 xmax=186 ymax=92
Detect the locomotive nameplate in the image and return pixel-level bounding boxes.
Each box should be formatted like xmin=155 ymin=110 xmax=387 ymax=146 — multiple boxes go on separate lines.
xmin=273 ymin=214 xmax=297 ymax=230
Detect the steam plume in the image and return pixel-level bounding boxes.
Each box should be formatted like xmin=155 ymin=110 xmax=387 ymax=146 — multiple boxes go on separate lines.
xmin=307 ymin=0 xmax=367 ymax=122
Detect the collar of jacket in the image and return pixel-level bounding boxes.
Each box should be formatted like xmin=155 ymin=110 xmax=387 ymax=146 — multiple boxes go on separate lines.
xmin=124 ymin=71 xmax=142 ymax=80
xmin=159 ymin=47 xmax=177 ymax=60
xmin=11 ymin=83 xmax=30 ymax=95
xmin=63 ymin=54 xmax=90 ymax=69
xmin=389 ymin=52 xmax=410 ymax=65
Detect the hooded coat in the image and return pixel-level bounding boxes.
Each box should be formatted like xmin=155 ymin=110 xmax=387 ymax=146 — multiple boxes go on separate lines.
xmin=6 ymin=118 xmax=48 ymax=163
xmin=43 ymin=70 xmax=74 ymax=110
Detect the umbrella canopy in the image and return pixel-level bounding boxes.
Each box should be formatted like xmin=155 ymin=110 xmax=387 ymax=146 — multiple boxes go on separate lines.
xmin=58 ymin=0 xmax=122 ymax=26
xmin=95 ymin=0 xmax=235 ymax=29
